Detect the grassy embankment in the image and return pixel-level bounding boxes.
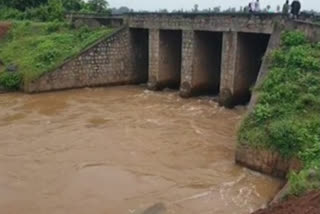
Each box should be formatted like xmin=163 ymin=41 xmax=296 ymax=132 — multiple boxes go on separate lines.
xmin=0 ymin=21 xmax=114 ymax=90
xmin=238 ymin=32 xmax=320 ymax=196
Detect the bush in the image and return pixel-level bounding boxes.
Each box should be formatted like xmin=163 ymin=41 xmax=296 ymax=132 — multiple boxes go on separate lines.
xmin=268 ymin=120 xmax=305 ymax=158
xmin=47 ymin=0 xmax=64 ymax=21
xmin=76 ymin=25 xmax=91 ymax=40
xmin=0 ymin=72 xmax=22 ymax=90
xmin=45 ymin=21 xmax=64 ymax=33
xmin=35 ymin=40 xmax=60 ymax=65
xmin=282 ymin=31 xmax=307 ymax=47
xmin=253 ymin=103 xmax=272 ymax=123
xmin=296 ymin=94 xmax=320 ymax=110
xmin=288 ymin=171 xmax=311 ymax=196
xmin=24 ymin=5 xmax=50 ymax=22
xmin=289 ymin=165 xmax=320 ymax=196
xmin=0 ymin=7 xmax=25 ymax=20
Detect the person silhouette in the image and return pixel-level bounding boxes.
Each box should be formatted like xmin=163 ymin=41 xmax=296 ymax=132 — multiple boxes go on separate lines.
xmin=282 ymin=0 xmax=290 ymax=14
xmin=291 ymin=0 xmax=301 ymax=19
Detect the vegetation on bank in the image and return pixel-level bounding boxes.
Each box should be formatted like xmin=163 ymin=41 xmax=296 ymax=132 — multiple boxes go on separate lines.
xmin=238 ymin=31 xmax=320 ymax=196
xmin=0 ymin=0 xmax=110 ymax=22
xmin=0 ymin=21 xmax=114 ymax=89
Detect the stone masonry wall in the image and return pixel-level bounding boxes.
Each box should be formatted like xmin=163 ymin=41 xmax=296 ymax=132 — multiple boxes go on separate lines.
xmin=25 ymin=27 xmax=141 ymax=92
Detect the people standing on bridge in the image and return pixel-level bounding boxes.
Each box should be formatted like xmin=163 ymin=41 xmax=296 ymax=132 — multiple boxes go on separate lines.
xmin=248 ymin=3 xmax=253 ymax=13
xmin=282 ymin=0 xmax=290 ymax=14
xmin=291 ymin=0 xmax=301 ymax=19
xmin=254 ymin=0 xmax=261 ymax=12
xmin=249 ymin=0 xmax=256 ymax=12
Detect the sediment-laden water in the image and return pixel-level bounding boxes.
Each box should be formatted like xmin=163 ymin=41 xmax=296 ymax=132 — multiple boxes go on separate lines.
xmin=0 ymin=86 xmax=282 ymax=214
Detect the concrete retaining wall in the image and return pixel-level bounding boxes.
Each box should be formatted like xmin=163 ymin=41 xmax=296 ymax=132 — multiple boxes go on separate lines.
xmin=235 ymin=144 xmax=302 ymax=178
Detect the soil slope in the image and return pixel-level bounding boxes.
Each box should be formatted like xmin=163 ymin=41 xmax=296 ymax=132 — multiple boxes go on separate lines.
xmin=0 ymin=22 xmax=11 ymax=39
xmin=253 ymin=191 xmax=320 ymax=214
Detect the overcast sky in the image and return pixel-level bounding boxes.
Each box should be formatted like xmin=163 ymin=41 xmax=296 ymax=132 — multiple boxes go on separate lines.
xmin=108 ymin=0 xmax=318 ymax=12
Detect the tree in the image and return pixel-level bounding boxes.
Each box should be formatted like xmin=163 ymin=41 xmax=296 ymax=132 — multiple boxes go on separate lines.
xmin=213 ymin=6 xmax=221 ymax=13
xmin=111 ymin=6 xmax=130 ymax=14
xmin=2 ymin=0 xmax=49 ymax=11
xmin=87 ymin=0 xmax=109 ymax=13
xmin=62 ymin=0 xmax=84 ymax=12
xmin=48 ymin=0 xmax=64 ymax=20
xmin=158 ymin=9 xmax=168 ymax=13
xmin=0 ymin=0 xmax=49 ymax=11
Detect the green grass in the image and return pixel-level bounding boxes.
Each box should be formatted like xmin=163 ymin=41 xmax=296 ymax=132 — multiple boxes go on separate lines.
xmin=238 ymin=31 xmax=320 ymax=196
xmin=0 ymin=21 xmax=114 ymax=89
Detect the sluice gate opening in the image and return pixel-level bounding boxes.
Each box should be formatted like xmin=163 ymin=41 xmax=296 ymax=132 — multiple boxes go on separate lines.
xmin=193 ymin=31 xmax=223 ymax=95
xmin=234 ymin=32 xmax=270 ymax=104
xmin=158 ymin=30 xmax=182 ymax=89
xmin=130 ymin=28 xmax=149 ymax=84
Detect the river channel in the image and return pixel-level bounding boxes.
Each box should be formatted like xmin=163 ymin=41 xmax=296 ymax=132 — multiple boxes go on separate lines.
xmin=0 ymin=86 xmax=282 ymax=214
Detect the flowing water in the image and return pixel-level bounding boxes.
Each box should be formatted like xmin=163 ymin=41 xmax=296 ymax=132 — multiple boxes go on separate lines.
xmin=0 ymin=86 xmax=282 ymax=214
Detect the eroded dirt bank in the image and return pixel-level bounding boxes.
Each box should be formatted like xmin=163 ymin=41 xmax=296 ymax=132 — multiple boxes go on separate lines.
xmin=253 ymin=191 xmax=320 ymax=214
xmin=0 ymin=86 xmax=282 ymax=214
xmin=0 ymin=22 xmax=11 ymax=39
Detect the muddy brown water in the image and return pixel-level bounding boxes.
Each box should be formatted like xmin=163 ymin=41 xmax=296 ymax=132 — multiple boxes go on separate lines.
xmin=0 ymin=86 xmax=282 ymax=214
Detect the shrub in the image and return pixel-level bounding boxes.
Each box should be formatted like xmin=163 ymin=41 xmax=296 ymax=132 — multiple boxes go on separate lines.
xmin=0 ymin=72 xmax=22 ymax=90
xmin=288 ymin=171 xmax=310 ymax=196
xmin=289 ymin=164 xmax=320 ymax=196
xmin=296 ymin=94 xmax=320 ymax=110
xmin=24 ymin=5 xmax=50 ymax=22
xmin=47 ymin=0 xmax=65 ymax=21
xmin=282 ymin=31 xmax=306 ymax=47
xmin=76 ymin=25 xmax=91 ymax=40
xmin=45 ymin=21 xmax=64 ymax=33
xmin=0 ymin=7 xmax=25 ymax=20
xmin=35 ymin=40 xmax=60 ymax=65
xmin=267 ymin=120 xmax=304 ymax=158
xmin=253 ymin=103 xmax=272 ymax=123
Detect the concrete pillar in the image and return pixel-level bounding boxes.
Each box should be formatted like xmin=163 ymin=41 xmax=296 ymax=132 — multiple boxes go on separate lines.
xmin=148 ymin=29 xmax=160 ymax=90
xmin=219 ymin=32 xmax=238 ymax=107
xmin=180 ymin=30 xmax=195 ymax=97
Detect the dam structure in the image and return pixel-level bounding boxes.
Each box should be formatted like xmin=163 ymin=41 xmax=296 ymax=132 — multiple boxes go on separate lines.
xmin=3 ymin=13 xmax=320 ymax=213
xmin=25 ymin=13 xmax=320 ymax=107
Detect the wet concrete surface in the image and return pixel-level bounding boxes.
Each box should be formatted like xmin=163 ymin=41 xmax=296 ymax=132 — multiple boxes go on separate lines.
xmin=0 ymin=86 xmax=283 ymax=214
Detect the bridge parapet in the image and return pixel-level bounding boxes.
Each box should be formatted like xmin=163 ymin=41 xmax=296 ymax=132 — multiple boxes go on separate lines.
xmin=125 ymin=13 xmax=284 ymax=34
